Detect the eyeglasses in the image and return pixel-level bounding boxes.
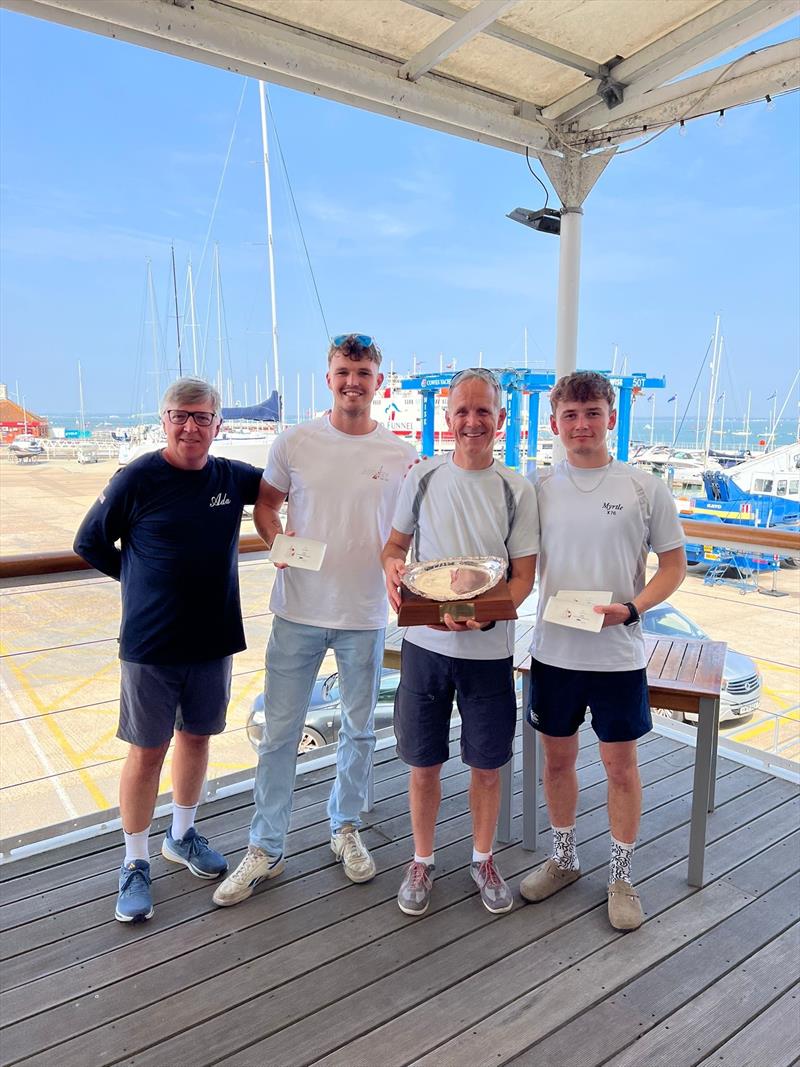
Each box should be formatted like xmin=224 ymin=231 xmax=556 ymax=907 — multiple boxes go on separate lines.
xmin=332 ymin=334 xmax=375 ymax=349
xmin=449 ymin=368 xmax=501 ymax=390
xmin=165 ymin=409 xmax=217 ymax=427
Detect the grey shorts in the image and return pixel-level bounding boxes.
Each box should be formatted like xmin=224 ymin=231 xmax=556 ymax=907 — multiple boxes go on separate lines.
xmin=118 ymin=657 xmax=233 ymax=748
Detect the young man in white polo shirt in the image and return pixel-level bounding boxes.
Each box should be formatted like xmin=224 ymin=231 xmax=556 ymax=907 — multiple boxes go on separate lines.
xmin=520 ymin=371 xmax=686 ymax=930
xmin=383 ymin=368 xmax=539 ymax=917
xmin=213 ymin=335 xmax=418 ymax=906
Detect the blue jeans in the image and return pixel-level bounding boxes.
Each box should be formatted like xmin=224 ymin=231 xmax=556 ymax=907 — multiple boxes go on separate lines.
xmin=250 ymin=616 xmax=384 ymax=856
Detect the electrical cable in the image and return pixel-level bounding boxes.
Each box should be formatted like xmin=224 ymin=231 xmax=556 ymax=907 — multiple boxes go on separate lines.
xmin=525 ymin=147 xmax=549 ymax=209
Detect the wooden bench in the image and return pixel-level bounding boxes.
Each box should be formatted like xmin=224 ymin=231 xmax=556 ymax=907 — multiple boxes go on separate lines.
xmin=385 ymin=629 xmax=726 ymax=888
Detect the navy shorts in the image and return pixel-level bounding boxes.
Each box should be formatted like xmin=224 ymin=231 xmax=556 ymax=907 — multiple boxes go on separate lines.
xmin=526 ymin=658 xmax=652 ymax=743
xmin=394 ymin=641 xmax=517 ymax=770
xmin=118 ymin=657 xmax=233 ymax=748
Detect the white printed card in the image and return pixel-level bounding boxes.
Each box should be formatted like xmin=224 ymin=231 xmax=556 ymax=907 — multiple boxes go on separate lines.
xmin=270 ymin=534 xmax=327 ymax=571
xmin=543 ymin=590 xmax=614 ymax=633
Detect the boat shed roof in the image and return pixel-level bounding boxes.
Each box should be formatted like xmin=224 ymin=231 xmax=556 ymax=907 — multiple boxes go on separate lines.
xmin=5 ymin=0 xmax=799 ymax=158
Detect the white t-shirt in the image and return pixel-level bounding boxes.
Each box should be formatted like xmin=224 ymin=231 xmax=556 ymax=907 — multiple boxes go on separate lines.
xmin=392 ymin=454 xmax=540 ymax=660
xmin=265 ymin=416 xmax=418 ymax=630
xmin=531 ymin=460 xmax=685 ymax=671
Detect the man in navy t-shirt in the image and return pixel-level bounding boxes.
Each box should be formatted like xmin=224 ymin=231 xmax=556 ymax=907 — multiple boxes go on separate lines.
xmin=74 ymin=377 xmax=268 ymax=923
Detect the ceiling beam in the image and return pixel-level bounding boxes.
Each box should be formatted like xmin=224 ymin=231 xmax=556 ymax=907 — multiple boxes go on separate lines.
xmin=544 ymin=0 xmax=797 ymax=122
xmin=402 ymin=0 xmax=604 ymax=77
xmin=399 ymin=0 xmax=519 ymax=81
xmin=2 ymin=0 xmax=551 ymax=154
xmin=578 ymin=38 xmax=800 ymax=131
xmin=574 ymin=45 xmax=800 ymax=150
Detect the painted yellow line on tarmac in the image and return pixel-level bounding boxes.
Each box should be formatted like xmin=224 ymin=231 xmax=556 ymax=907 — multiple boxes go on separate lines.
xmin=753 ymin=660 xmax=800 ymax=676
xmin=0 ymin=642 xmax=110 ymax=810
xmin=732 ymin=712 xmax=800 ymax=745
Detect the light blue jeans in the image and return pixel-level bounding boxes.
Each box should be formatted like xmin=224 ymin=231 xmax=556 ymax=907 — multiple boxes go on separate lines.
xmin=250 ymin=616 xmax=384 ymax=856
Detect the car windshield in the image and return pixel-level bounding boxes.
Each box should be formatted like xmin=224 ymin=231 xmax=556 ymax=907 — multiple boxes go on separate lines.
xmin=642 ymin=606 xmax=707 ymax=640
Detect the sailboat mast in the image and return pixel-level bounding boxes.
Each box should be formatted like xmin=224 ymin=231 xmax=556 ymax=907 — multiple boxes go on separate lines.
xmin=703 ymin=315 xmax=721 ymax=464
xmin=258 ymin=81 xmax=281 ymax=428
xmin=146 ymin=259 xmax=161 ymax=412
xmin=717 ymin=392 xmax=726 ymax=449
xmin=695 ymin=389 xmax=702 ymax=451
xmin=744 ymin=390 xmax=751 ymax=451
xmin=214 ymin=244 xmax=224 ymax=398
xmin=171 ymin=244 xmax=182 ymax=376
xmin=649 ymin=394 xmax=655 ymax=447
xmin=78 ymin=361 xmax=85 ymax=436
xmin=187 ymin=259 xmax=199 ymax=376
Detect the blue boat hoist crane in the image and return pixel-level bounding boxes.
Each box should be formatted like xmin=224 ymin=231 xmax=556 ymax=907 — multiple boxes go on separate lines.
xmin=398 ymin=370 xmax=666 ymax=466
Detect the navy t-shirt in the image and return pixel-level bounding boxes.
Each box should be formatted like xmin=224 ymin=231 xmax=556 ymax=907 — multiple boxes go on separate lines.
xmin=74 ymin=451 xmax=263 ymax=664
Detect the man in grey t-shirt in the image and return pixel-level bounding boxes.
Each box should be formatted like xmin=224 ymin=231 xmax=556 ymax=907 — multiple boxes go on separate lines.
xmin=519 ymin=372 xmax=686 ymax=931
xmin=383 ymin=369 xmax=538 ymax=918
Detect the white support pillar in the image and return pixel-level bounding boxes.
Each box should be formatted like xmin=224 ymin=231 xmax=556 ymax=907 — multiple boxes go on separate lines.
xmin=554 ymin=208 xmax=583 ymax=381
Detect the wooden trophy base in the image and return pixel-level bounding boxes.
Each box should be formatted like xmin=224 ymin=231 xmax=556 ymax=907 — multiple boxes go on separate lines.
xmin=397 ymin=579 xmax=517 ymax=627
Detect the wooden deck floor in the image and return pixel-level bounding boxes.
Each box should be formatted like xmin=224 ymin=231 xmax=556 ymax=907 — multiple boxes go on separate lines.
xmin=1 ymin=726 xmax=799 ymax=1067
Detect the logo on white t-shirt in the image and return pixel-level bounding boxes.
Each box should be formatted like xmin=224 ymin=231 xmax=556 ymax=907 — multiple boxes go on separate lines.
xmin=362 ymin=464 xmax=390 ymax=482
xmin=602 ymin=501 xmax=624 ymax=516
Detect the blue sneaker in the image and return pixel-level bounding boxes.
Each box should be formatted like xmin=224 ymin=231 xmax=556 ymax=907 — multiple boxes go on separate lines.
xmin=161 ymin=827 xmax=227 ymax=879
xmin=115 ymin=860 xmax=154 ymax=923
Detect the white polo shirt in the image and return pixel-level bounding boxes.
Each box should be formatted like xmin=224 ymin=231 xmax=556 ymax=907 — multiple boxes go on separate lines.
xmin=531 ymin=460 xmax=685 ymax=671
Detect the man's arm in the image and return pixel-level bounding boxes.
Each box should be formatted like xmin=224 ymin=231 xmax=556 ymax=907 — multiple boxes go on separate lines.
xmin=596 ymin=546 xmax=687 ymax=628
xmin=382 ymin=528 xmax=413 ymax=612
xmin=507 ymin=553 xmax=537 ymax=609
xmin=73 ymin=484 xmax=126 ymax=580
xmin=253 ymin=479 xmax=289 ymax=549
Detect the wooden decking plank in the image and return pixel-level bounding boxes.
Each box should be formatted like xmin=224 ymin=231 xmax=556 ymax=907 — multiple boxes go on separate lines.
xmin=306 ymin=829 xmax=800 ymax=1067
xmin=106 ymin=795 xmax=799 ymax=1067
xmin=605 ymin=934 xmax=800 ymax=1067
xmin=396 ymin=835 xmax=800 ymax=1067
xmin=694 ymin=982 xmax=800 ymax=1067
xmin=507 ymin=876 xmax=800 ymax=1066
xmin=1 ymin=740 xmax=735 ymax=1050
xmin=0 ymin=734 xmax=684 ymax=960
xmin=5 ymin=751 xmax=745 ymax=1066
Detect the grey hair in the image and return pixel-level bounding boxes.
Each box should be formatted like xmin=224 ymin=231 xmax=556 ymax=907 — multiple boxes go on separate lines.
xmin=447 ymin=367 xmax=502 ymax=407
xmin=160 ymin=377 xmax=222 ymax=416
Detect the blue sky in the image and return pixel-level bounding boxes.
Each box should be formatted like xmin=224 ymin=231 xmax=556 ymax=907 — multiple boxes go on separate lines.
xmin=1 ymin=9 xmax=798 ymax=423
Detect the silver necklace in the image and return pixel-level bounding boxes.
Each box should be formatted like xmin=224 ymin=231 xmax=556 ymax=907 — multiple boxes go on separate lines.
xmin=563 ymin=458 xmax=614 ymax=494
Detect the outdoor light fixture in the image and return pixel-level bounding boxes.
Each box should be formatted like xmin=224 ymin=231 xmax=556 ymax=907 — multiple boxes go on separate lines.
xmin=507 ymin=207 xmax=561 ymax=235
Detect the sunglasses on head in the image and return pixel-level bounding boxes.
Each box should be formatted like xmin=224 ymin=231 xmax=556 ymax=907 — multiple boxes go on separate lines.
xmin=449 ymin=368 xmax=501 ymax=389
xmin=332 ymin=334 xmax=375 ymax=349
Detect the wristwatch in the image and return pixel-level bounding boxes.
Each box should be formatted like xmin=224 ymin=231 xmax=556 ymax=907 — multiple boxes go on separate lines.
xmin=623 ymin=601 xmax=640 ymax=627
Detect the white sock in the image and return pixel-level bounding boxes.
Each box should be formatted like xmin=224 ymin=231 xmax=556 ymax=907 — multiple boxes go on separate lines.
xmin=414 ymin=852 xmax=435 ymax=866
xmin=472 ymin=848 xmax=492 ymax=863
xmin=609 ymin=835 xmax=636 ymax=884
xmin=123 ymin=828 xmax=150 ymax=864
xmin=551 ymin=824 xmax=579 ymax=871
xmin=171 ymin=802 xmax=198 ymax=842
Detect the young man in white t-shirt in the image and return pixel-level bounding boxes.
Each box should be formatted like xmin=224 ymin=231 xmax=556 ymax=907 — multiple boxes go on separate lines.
xmin=213 ymin=335 xmax=418 ymax=907
xmin=383 ymin=369 xmax=539 ymax=917
xmin=520 ymin=371 xmax=686 ymax=930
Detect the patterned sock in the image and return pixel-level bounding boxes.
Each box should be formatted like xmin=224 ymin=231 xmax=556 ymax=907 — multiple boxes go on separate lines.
xmin=171 ymin=802 xmax=198 ymax=842
xmin=414 ymin=852 xmax=435 ymax=866
xmin=472 ymin=848 xmax=492 ymax=864
xmin=551 ymin=824 xmax=579 ymax=871
xmin=609 ymin=836 xmax=636 ymax=884
xmin=123 ymin=828 xmax=150 ymax=864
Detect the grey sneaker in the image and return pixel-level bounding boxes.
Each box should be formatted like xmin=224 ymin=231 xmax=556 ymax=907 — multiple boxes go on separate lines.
xmin=330 ymin=825 xmax=376 ymax=883
xmin=471 ymin=856 xmax=513 ymax=914
xmin=397 ymin=860 xmax=434 ymax=916
xmin=212 ymin=845 xmax=285 ymax=907
xmin=520 ymin=858 xmax=581 ymax=902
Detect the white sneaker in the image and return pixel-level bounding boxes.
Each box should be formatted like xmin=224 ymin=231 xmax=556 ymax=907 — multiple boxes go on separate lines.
xmin=212 ymin=845 xmax=285 ymax=907
xmin=330 ymin=825 xmax=376 ymax=883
